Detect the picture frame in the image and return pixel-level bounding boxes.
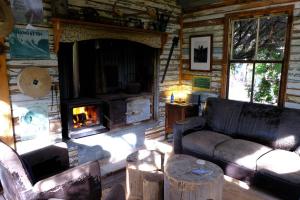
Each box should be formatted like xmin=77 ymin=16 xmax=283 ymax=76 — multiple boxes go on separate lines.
xmin=9 ymin=28 xmax=50 ymax=59
xmin=190 ymin=35 xmax=213 ymax=71
xmin=192 ymin=76 xmax=211 ymax=92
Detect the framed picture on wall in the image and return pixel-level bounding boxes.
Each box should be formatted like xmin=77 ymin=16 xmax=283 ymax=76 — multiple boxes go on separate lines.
xmin=190 ymin=35 xmax=212 ymax=71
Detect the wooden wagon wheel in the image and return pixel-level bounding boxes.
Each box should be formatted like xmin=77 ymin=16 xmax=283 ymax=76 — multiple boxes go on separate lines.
xmin=0 ymin=0 xmax=14 ymax=37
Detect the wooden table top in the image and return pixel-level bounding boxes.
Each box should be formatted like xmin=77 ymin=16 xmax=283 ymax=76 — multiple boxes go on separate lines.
xmin=165 ymin=154 xmax=224 ymax=185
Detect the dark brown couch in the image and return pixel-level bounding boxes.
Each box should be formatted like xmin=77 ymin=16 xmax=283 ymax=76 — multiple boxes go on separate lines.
xmin=173 ymin=97 xmax=300 ymax=200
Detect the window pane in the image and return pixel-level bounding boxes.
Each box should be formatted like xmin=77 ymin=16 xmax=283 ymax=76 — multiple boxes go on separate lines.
xmin=228 ymin=63 xmax=253 ymax=102
xmin=232 ymin=19 xmax=257 ymax=60
xmin=257 ymin=15 xmax=288 ymax=60
xmin=253 ymin=63 xmax=282 ymax=105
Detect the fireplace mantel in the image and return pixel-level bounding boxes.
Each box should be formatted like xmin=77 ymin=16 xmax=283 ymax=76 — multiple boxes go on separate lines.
xmin=52 ymin=18 xmax=168 ymax=53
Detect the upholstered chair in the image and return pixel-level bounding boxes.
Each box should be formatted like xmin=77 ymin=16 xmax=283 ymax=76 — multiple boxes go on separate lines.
xmin=0 ymin=140 xmax=102 ymax=200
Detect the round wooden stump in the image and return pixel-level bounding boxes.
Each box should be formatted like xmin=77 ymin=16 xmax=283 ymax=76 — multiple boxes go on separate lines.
xmin=164 ymin=154 xmax=224 ymax=200
xmin=126 ymin=150 xmax=164 ymax=200
xmin=143 ymin=173 xmax=164 ymax=200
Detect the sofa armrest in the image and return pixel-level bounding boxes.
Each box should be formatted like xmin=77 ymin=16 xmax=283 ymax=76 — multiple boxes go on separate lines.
xmin=20 ymin=142 xmax=69 ymax=182
xmin=173 ymin=116 xmax=206 ymax=154
xmin=33 ymin=160 xmax=101 ymax=200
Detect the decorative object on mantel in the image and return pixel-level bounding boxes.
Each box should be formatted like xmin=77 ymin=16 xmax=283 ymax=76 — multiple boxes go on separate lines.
xmin=10 ymin=0 xmax=43 ymax=25
xmin=190 ymin=35 xmax=213 ymax=71
xmin=153 ymin=8 xmax=171 ymax=32
xmin=51 ymin=0 xmax=68 ymax=18
xmin=0 ymin=0 xmax=14 ymax=37
xmin=127 ymin=18 xmax=144 ymax=29
xmin=8 ymin=28 xmax=50 ymax=59
xmin=81 ymin=7 xmax=100 ymax=22
xmin=17 ymin=67 xmax=52 ymax=98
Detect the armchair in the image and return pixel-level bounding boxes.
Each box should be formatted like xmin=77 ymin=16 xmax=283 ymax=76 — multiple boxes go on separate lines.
xmin=0 ymin=140 xmax=102 ymax=200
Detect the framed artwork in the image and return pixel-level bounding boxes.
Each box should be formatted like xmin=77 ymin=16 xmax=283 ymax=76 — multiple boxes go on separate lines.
xmin=9 ymin=28 xmax=50 ymax=59
xmin=192 ymin=76 xmax=211 ymax=92
xmin=190 ymin=35 xmax=212 ymax=71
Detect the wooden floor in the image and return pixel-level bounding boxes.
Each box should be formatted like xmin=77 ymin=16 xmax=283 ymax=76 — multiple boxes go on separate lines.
xmin=102 ymin=169 xmax=279 ymax=200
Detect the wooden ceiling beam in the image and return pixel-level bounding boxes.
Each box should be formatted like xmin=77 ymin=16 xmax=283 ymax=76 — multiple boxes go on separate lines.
xmin=183 ymin=0 xmax=299 ymax=14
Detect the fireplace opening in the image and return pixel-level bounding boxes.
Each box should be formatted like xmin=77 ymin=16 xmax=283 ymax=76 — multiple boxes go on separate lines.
xmin=72 ymin=105 xmax=101 ymax=129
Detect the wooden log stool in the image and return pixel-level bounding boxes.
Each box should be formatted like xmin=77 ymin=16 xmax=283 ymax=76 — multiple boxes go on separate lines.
xmin=143 ymin=173 xmax=164 ymax=200
xmin=126 ymin=149 xmax=164 ymax=200
xmin=164 ymin=154 xmax=224 ymax=200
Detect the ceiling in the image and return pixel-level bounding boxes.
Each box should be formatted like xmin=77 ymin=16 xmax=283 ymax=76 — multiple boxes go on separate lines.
xmin=176 ymin=0 xmax=222 ymax=11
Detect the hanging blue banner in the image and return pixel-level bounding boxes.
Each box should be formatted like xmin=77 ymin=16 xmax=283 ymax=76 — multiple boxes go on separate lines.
xmin=9 ymin=28 xmax=50 ymax=59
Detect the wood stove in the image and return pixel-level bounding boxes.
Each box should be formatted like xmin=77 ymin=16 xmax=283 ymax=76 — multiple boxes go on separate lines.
xmin=61 ymin=98 xmax=107 ymax=139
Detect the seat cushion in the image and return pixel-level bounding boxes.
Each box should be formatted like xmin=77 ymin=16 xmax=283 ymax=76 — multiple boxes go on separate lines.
xmin=257 ymin=149 xmax=300 ymax=184
xmin=182 ymin=130 xmax=232 ymax=157
xmin=214 ymin=139 xmax=272 ymax=170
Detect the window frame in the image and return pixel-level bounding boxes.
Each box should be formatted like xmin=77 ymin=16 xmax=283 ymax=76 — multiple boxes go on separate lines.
xmin=221 ymin=5 xmax=293 ymax=107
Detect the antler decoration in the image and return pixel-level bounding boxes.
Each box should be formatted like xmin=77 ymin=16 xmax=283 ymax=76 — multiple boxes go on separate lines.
xmin=112 ymin=1 xmax=123 ymax=17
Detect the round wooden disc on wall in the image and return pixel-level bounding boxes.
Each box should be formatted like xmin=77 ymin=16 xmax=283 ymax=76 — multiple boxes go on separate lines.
xmin=0 ymin=0 xmax=14 ymax=37
xmin=17 ymin=67 xmax=52 ymax=98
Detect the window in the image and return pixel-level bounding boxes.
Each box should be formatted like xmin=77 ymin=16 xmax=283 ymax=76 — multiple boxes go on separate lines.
xmin=226 ymin=10 xmax=291 ymax=106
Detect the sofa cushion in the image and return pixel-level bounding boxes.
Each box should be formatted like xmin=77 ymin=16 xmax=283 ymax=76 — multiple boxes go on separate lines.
xmin=205 ymin=98 xmax=244 ymax=136
xmin=236 ymin=103 xmax=282 ymax=147
xmin=214 ymin=139 xmax=272 ymax=170
xmin=256 ymin=149 xmax=300 ymax=184
xmin=182 ymin=130 xmax=232 ymax=157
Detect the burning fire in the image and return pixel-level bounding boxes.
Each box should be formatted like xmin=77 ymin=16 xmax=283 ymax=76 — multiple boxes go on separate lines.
xmin=73 ymin=107 xmax=88 ymax=116
xmin=72 ymin=106 xmax=99 ymax=129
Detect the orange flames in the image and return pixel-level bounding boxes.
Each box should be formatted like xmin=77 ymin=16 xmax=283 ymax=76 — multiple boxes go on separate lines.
xmin=72 ymin=106 xmax=99 ymax=129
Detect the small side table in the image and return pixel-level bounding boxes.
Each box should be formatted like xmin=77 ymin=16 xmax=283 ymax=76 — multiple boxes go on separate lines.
xmin=164 ymin=154 xmax=224 ymax=200
xmin=165 ymin=102 xmax=198 ymax=138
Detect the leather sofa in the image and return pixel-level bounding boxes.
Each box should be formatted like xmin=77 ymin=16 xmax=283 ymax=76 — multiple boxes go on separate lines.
xmin=173 ymin=97 xmax=300 ymax=200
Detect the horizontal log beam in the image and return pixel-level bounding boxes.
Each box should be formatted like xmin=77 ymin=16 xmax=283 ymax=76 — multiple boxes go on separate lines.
xmin=184 ymin=0 xmax=299 ymax=14
xmin=183 ymin=18 xmax=225 ymax=29
xmin=182 ymin=59 xmax=223 ymax=65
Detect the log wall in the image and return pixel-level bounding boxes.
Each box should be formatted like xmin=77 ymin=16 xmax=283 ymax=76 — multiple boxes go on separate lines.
xmin=4 ymin=0 xmax=181 ymax=151
xmin=182 ymin=1 xmax=300 ymax=109
xmin=5 ymin=1 xmax=60 ymax=152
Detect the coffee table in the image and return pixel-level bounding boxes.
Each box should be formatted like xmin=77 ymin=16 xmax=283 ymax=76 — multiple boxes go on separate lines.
xmin=164 ymin=154 xmax=224 ymax=200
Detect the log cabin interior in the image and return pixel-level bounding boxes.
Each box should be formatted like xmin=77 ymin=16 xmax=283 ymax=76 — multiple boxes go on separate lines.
xmin=1 ymin=0 xmax=300 ymax=199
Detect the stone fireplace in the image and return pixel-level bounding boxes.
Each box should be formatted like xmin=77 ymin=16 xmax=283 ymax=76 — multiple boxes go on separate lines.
xmin=54 ymin=20 xmax=165 ymax=139
xmin=58 ymin=38 xmax=159 ymax=139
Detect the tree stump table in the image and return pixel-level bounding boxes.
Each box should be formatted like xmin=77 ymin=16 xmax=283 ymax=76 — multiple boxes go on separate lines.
xmin=126 ymin=150 xmax=165 ymax=200
xmin=164 ymin=154 xmax=224 ymax=200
